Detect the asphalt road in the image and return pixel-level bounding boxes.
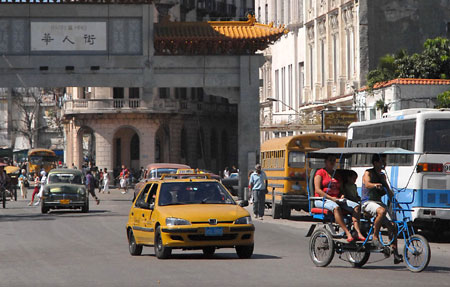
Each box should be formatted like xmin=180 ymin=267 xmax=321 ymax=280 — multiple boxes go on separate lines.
xmin=0 ymin=190 xmax=449 ymax=287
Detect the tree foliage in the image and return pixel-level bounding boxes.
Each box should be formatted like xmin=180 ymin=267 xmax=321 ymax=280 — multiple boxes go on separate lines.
xmin=367 ymin=37 xmax=450 ymax=90
xmin=436 ymin=90 xmax=450 ymax=108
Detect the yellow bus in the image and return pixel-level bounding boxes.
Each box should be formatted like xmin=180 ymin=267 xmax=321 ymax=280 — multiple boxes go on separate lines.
xmin=261 ymin=133 xmax=346 ymax=219
xmin=28 ymin=148 xmax=57 ymax=176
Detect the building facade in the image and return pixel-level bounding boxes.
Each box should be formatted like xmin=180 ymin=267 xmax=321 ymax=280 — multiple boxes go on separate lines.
xmin=356 ymin=79 xmax=450 ymax=120
xmin=257 ymin=0 xmax=450 ymax=142
xmin=63 ymin=87 xmax=238 ymax=175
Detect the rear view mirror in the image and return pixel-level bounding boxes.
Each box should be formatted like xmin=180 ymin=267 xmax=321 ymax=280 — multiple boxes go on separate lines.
xmin=238 ymin=200 xmax=249 ymax=207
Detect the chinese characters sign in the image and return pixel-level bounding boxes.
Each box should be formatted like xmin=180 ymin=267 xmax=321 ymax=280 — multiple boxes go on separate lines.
xmin=31 ymin=22 xmax=106 ymax=51
xmin=322 ymin=111 xmax=358 ymax=132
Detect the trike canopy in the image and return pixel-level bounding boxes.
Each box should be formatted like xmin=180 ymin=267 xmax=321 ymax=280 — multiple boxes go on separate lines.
xmin=308 ymin=147 xmax=420 ymax=158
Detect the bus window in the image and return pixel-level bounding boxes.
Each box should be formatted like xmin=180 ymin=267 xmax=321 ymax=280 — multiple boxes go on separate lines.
xmin=288 ymin=152 xmax=305 ymax=168
xmin=424 ymin=119 xmax=450 ymax=153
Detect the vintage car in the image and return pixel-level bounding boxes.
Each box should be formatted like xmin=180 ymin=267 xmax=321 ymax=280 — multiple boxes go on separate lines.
xmin=126 ymin=176 xmax=254 ymax=259
xmin=221 ymin=172 xmax=239 ymax=196
xmin=40 ymin=169 xmax=88 ymax=214
xmin=133 ymin=163 xmax=191 ymax=201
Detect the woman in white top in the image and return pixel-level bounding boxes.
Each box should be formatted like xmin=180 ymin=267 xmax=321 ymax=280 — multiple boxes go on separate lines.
xmin=103 ymin=168 xmax=110 ymax=194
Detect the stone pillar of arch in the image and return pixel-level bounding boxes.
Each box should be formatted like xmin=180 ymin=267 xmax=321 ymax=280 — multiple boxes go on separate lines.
xmin=74 ymin=127 xmax=83 ymax=170
xmin=169 ymin=117 xmax=183 ymax=163
xmin=140 ymin=123 xmax=157 ymax=166
xmin=95 ymin=129 xmax=113 ymax=172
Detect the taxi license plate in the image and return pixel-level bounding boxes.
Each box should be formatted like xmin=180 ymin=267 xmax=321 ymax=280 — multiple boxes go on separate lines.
xmin=60 ymin=199 xmax=70 ymax=204
xmin=205 ymin=227 xmax=223 ymax=236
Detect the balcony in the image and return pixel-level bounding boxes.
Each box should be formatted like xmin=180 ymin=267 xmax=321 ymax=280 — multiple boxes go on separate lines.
xmin=62 ymin=98 xmax=237 ymax=116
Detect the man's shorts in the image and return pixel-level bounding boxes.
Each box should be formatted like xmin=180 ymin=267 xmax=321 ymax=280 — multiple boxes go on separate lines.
xmin=362 ymin=201 xmax=395 ymax=223
xmin=315 ymin=198 xmax=359 ymax=213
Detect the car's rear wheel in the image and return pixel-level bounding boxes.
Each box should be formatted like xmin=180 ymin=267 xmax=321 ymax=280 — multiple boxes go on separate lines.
xmin=235 ymin=244 xmax=254 ymax=259
xmin=202 ymin=247 xmax=216 ymax=257
xmin=154 ymin=226 xmax=171 ymax=259
xmin=128 ymin=229 xmax=143 ymax=256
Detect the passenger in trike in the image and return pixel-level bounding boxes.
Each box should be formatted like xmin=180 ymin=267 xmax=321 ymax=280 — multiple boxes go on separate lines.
xmin=307 ymin=147 xmax=431 ymax=272
xmin=313 ymin=154 xmax=365 ymax=243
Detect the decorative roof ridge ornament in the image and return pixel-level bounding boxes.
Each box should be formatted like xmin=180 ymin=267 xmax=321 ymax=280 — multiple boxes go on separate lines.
xmin=247 ymin=14 xmax=257 ymax=25
xmin=154 ymin=17 xmax=288 ymax=55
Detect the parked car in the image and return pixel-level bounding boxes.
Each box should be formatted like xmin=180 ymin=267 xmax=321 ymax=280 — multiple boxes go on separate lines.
xmin=133 ymin=163 xmax=190 ymax=201
xmin=221 ymin=172 xmax=239 ymax=196
xmin=127 ymin=176 xmax=254 ymax=259
xmin=41 ymin=169 xmax=88 ymax=214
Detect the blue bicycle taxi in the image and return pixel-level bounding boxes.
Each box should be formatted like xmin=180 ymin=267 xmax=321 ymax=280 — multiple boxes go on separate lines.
xmin=306 ymin=147 xmax=431 ymax=272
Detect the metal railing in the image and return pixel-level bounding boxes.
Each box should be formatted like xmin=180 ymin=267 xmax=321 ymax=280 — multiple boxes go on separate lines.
xmin=63 ymin=98 xmax=237 ymax=115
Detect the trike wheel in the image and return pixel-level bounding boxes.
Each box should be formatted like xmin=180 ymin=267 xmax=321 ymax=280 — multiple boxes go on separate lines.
xmin=404 ymin=234 xmax=430 ymax=272
xmin=346 ymin=248 xmax=370 ymax=268
xmin=309 ymin=228 xmax=335 ymax=267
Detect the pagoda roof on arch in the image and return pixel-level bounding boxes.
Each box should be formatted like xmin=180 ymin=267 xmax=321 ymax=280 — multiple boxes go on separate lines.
xmin=154 ymin=15 xmax=287 ymax=55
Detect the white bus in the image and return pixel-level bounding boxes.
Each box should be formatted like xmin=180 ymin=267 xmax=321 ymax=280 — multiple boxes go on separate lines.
xmin=347 ymin=109 xmax=450 ymax=234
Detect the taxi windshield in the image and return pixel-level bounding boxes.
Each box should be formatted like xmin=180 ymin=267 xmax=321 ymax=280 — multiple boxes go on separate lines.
xmin=48 ymin=173 xmax=82 ymax=184
xmin=158 ymin=182 xmax=235 ymax=206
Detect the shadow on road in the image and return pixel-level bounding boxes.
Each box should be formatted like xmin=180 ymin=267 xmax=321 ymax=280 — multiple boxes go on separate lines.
xmin=0 ymin=209 xmax=122 ymax=222
xmin=140 ymin=253 xmax=281 ymax=260
xmin=0 ymin=213 xmax=56 ymax=222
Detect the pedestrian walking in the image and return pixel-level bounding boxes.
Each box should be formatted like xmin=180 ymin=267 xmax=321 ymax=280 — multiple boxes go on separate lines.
xmin=119 ymin=165 xmax=129 ymax=194
xmin=249 ymin=164 xmax=268 ymax=220
xmin=97 ymin=168 xmax=103 ymax=193
xmin=28 ymin=173 xmax=40 ymax=206
xmin=35 ymin=171 xmax=47 ymax=206
xmin=103 ymin=168 xmax=110 ymax=194
xmin=86 ymin=171 xmax=100 ymax=205
xmin=18 ymin=169 xmax=27 ymax=199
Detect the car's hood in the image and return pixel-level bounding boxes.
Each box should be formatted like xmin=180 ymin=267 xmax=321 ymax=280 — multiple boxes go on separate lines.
xmin=46 ymin=184 xmax=84 ymax=193
xmin=159 ymin=204 xmax=250 ymax=222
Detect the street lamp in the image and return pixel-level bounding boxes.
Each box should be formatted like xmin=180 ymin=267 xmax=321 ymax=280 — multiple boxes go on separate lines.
xmin=266 ymin=97 xmax=302 ymax=116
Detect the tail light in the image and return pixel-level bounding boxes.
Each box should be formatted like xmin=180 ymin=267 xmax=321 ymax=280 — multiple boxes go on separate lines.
xmin=417 ymin=163 xmax=443 ymax=173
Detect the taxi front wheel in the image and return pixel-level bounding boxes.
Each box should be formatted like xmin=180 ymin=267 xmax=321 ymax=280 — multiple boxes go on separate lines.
xmin=155 ymin=226 xmax=172 ymax=259
xmin=128 ymin=229 xmax=143 ymax=256
xmin=235 ymin=244 xmax=254 ymax=259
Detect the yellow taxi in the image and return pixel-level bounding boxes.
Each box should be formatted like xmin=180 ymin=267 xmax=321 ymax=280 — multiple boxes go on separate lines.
xmin=126 ymin=175 xmax=254 ymax=259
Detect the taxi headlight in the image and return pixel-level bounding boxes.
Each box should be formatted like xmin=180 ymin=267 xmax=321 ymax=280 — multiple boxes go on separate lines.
xmin=235 ymin=216 xmax=252 ymax=224
xmin=78 ymin=188 xmax=86 ymax=196
xmin=166 ymin=217 xmax=191 ymax=226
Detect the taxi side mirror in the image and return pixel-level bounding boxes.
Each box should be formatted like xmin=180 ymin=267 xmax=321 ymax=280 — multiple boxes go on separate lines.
xmin=149 ymin=203 xmax=155 ymax=210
